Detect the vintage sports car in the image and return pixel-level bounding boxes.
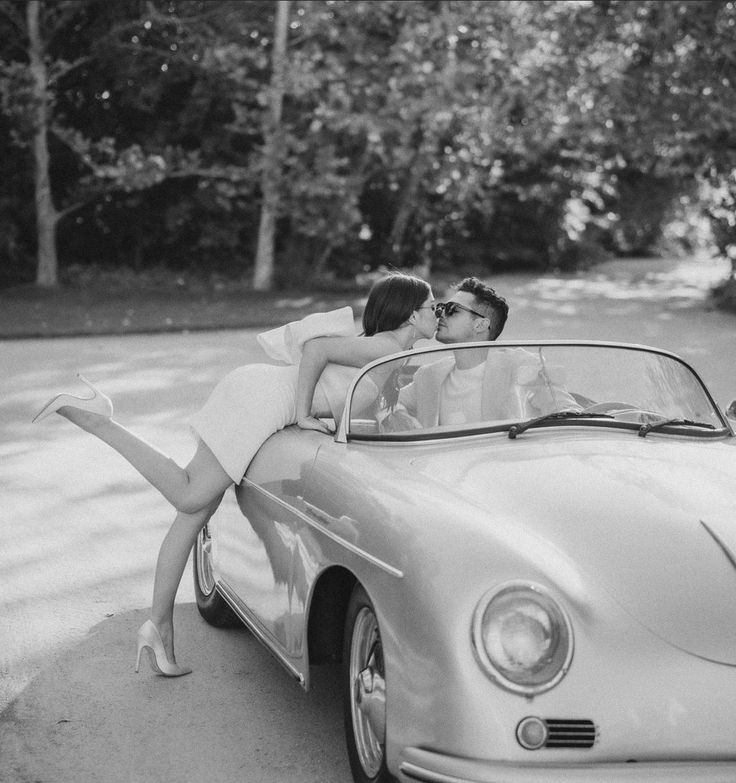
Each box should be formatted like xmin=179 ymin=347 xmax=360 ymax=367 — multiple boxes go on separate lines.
xmin=193 ymin=340 xmax=736 ymax=783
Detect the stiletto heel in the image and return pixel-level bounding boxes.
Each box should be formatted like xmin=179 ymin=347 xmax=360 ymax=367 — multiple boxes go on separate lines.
xmin=32 ymin=373 xmax=113 ymax=423
xmin=135 ymin=620 xmax=192 ymax=677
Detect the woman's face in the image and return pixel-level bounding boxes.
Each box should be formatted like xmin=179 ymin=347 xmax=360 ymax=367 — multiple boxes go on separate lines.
xmin=413 ymin=292 xmax=438 ymax=340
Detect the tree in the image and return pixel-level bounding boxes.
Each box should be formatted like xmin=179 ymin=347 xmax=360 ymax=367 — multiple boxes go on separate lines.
xmin=2 ymin=0 xmax=735 ymax=289
xmin=556 ymin=0 xmax=736 ymax=258
xmin=0 ymin=0 xmax=234 ymax=286
xmin=253 ymin=0 xmax=289 ymax=290
xmin=0 ymin=1 xmax=88 ymax=285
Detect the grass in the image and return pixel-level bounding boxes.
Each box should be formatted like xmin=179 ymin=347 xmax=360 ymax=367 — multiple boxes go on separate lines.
xmin=3 ymin=259 xmax=733 ymax=339
xmin=0 ymin=268 xmax=372 ymax=339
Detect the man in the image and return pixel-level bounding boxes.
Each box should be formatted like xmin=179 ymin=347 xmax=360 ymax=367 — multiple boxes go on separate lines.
xmin=390 ymin=276 xmax=576 ymax=429
xmin=392 ymin=277 xmax=508 ymax=428
xmin=434 ymin=276 xmax=509 ymax=347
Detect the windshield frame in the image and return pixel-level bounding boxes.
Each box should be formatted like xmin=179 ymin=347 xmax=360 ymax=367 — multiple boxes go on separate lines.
xmin=334 ymin=340 xmax=732 ymax=444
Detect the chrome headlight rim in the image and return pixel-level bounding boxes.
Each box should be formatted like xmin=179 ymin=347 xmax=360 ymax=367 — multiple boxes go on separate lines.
xmin=472 ymin=580 xmax=574 ymax=696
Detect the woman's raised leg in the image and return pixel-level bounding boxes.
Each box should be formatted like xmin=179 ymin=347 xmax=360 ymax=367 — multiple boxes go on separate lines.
xmin=57 ymin=407 xmax=231 ymax=513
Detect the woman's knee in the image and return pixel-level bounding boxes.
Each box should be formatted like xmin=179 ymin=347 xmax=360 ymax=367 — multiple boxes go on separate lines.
xmin=176 ymin=497 xmax=211 ymax=515
xmin=176 ymin=485 xmax=229 ymax=515
xmin=180 ymin=446 xmax=231 ymax=514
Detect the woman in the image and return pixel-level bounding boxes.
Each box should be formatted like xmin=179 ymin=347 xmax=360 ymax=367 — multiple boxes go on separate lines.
xmin=34 ymin=272 xmax=436 ymax=675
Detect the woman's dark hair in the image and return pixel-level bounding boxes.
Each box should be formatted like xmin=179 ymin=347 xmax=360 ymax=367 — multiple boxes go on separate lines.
xmin=362 ymin=272 xmax=431 ymax=336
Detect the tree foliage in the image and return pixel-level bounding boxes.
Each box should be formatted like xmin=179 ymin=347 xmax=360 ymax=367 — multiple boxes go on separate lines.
xmin=0 ymin=0 xmax=734 ymax=290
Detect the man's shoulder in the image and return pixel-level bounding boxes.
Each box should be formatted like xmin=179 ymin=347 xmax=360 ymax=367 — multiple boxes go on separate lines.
xmin=416 ymin=355 xmax=455 ymax=378
xmin=483 ymin=346 xmax=536 ymax=366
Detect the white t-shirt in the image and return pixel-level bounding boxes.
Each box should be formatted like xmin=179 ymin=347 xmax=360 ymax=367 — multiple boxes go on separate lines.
xmin=438 ymin=363 xmax=485 ymax=425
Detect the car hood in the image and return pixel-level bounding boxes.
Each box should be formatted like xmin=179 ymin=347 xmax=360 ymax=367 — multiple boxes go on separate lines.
xmin=406 ymin=430 xmax=736 ymax=665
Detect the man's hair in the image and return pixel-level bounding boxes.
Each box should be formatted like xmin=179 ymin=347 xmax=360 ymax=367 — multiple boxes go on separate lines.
xmin=456 ymin=277 xmax=509 ymax=339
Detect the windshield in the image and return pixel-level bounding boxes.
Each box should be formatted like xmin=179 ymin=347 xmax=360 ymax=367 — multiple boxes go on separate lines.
xmin=344 ymin=343 xmax=727 ymax=441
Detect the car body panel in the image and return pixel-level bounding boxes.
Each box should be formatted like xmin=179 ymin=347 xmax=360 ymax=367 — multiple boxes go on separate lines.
xmin=399 ymin=431 xmax=736 ymax=664
xmin=200 ymin=341 xmax=736 ymax=780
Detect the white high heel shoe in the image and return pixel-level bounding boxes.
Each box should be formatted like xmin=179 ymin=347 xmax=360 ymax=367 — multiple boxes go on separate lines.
xmin=135 ymin=620 xmax=192 ymax=677
xmin=32 ymin=373 xmax=113 ymax=423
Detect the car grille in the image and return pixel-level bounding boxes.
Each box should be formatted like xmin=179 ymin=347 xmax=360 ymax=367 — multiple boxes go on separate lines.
xmin=544 ymin=719 xmax=597 ymax=748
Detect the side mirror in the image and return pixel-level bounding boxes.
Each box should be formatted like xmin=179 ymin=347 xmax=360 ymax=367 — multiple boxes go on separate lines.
xmin=727 ymin=400 xmax=736 ymax=420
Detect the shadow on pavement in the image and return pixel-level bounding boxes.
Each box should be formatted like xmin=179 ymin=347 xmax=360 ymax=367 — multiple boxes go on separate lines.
xmin=0 ymin=605 xmax=351 ymax=783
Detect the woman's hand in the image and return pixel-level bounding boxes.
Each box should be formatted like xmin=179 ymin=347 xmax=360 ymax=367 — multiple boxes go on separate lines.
xmin=296 ymin=415 xmax=335 ymax=435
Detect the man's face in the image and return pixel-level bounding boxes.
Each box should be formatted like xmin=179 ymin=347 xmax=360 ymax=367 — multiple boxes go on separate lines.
xmin=434 ymin=291 xmax=491 ymax=344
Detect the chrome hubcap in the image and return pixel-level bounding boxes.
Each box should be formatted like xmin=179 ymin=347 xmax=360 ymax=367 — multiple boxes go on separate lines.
xmin=196 ymin=527 xmax=216 ymax=595
xmin=350 ymin=606 xmax=385 ymax=777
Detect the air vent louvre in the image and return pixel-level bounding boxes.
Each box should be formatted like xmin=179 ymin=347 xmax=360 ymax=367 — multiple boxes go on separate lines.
xmin=544 ymin=718 xmax=596 ymax=749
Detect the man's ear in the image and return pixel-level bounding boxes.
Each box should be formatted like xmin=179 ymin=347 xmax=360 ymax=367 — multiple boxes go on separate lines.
xmin=474 ymin=316 xmax=491 ymax=337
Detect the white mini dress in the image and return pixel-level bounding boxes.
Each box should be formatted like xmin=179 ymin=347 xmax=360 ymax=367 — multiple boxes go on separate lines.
xmin=189 ymin=308 xmax=362 ymax=483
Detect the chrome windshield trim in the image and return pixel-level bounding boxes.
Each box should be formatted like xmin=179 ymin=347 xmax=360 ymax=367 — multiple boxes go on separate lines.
xmin=241 ymin=478 xmax=404 ymax=579
xmin=336 ymin=340 xmax=729 ymax=443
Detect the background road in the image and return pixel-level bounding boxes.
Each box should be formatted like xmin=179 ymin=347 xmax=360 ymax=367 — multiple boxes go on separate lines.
xmin=1 ymin=257 xmax=735 ymax=782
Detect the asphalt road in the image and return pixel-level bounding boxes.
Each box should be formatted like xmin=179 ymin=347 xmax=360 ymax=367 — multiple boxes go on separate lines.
xmin=1 ymin=256 xmax=735 ymax=783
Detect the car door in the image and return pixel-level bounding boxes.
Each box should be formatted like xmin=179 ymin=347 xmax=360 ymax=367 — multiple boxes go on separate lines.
xmin=213 ymin=427 xmax=322 ymax=662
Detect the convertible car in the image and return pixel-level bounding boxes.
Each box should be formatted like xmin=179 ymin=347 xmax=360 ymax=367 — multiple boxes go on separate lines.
xmin=193 ymin=340 xmax=736 ymax=783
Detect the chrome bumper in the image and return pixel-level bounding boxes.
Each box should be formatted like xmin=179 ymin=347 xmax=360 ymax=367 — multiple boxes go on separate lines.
xmin=398 ymin=748 xmax=736 ymax=783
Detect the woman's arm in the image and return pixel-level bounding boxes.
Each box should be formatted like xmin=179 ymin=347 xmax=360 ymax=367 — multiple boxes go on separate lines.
xmin=296 ymin=334 xmax=397 ymax=432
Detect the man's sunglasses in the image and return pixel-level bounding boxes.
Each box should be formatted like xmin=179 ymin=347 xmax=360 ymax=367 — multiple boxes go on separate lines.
xmin=433 ymin=301 xmax=487 ymax=319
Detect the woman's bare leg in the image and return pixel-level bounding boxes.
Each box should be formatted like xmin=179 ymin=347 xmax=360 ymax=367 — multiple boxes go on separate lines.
xmin=58 ymin=407 xmax=231 ymax=513
xmin=55 ymin=406 xmax=235 ymax=667
xmin=150 ymin=492 xmax=225 ymax=663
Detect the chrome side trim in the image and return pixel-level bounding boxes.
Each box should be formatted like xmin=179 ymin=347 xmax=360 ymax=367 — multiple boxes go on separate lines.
xmin=216 ymin=578 xmax=305 ymax=686
xmin=241 ymin=478 xmax=404 ymax=578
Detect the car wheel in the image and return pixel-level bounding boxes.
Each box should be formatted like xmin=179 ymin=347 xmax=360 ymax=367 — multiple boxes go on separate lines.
xmin=192 ymin=524 xmax=240 ymax=628
xmin=343 ymin=584 xmax=394 ymax=783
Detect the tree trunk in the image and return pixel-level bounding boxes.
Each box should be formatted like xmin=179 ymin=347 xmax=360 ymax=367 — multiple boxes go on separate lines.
xmin=27 ymin=0 xmax=60 ymax=288
xmin=252 ymin=0 xmax=290 ymax=291
xmin=388 ymin=137 xmax=428 ymax=265
xmin=387 ymin=2 xmax=454 ymax=276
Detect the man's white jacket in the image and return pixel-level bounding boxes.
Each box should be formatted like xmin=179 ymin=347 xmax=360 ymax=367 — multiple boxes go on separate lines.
xmin=397 ymin=348 xmax=579 ymax=427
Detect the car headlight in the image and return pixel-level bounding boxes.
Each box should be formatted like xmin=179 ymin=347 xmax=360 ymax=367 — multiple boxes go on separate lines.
xmin=472 ymin=581 xmax=573 ymax=695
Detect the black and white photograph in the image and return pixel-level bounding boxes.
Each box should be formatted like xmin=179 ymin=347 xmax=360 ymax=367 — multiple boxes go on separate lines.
xmin=2 ymin=1 xmax=736 ymax=781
